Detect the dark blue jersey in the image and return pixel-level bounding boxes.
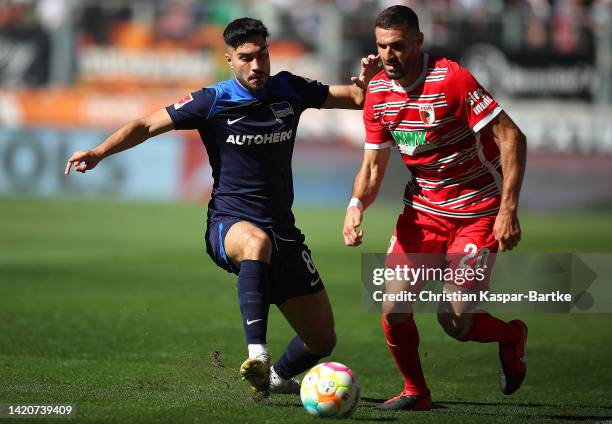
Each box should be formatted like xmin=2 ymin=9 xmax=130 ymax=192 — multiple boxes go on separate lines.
xmin=166 ymin=71 xmax=329 ymax=230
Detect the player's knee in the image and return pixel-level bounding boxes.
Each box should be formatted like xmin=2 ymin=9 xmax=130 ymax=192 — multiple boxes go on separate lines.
xmin=437 ymin=312 xmax=471 ymax=340
xmin=307 ymin=330 xmax=336 ymax=357
xmin=243 ymin=232 xmax=272 ymax=261
xmin=437 ymin=312 xmax=458 ymax=337
xmin=382 ymin=297 xmax=412 ymax=322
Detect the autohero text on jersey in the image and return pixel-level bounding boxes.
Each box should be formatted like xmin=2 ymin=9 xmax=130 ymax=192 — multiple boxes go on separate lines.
xmin=225 ymin=130 xmax=293 ymax=146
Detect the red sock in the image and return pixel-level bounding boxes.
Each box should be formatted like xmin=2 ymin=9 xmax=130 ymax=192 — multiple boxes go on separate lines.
xmin=459 ymin=312 xmax=521 ymax=346
xmin=381 ymin=314 xmax=428 ymax=395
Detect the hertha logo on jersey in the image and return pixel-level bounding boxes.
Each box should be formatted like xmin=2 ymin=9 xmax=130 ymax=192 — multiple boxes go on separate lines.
xmin=270 ymin=101 xmax=294 ymax=123
xmin=418 ymin=104 xmax=435 ymax=125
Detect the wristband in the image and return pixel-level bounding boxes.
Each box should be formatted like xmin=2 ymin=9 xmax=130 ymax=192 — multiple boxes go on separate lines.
xmin=347 ymin=197 xmax=363 ymax=210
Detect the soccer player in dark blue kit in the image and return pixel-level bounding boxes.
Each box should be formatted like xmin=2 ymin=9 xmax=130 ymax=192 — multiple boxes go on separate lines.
xmin=65 ymin=18 xmax=379 ymax=397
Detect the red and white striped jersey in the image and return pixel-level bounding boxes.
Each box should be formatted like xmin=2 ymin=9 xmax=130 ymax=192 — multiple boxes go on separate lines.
xmin=364 ymin=54 xmax=503 ymax=218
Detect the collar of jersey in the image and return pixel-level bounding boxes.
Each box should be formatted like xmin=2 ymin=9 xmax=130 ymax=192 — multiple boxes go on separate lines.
xmin=233 ymin=78 xmax=268 ymax=100
xmin=391 ymin=53 xmax=429 ymax=93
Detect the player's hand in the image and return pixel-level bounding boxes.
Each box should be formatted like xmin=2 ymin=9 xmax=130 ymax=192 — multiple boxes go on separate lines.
xmin=65 ymin=150 xmax=102 ymax=175
xmin=494 ymin=208 xmax=521 ymax=251
xmin=351 ymin=54 xmax=380 ymax=90
xmin=343 ymin=207 xmax=364 ymax=246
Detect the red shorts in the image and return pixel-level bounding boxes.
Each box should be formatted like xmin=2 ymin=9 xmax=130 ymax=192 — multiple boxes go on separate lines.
xmin=386 ymin=207 xmax=498 ymax=289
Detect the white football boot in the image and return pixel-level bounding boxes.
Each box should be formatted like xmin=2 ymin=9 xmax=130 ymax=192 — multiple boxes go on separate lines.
xmin=269 ymin=365 xmax=301 ymax=395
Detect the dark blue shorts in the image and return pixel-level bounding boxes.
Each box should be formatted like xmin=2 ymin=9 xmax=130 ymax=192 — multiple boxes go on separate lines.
xmin=205 ymin=216 xmax=325 ymax=305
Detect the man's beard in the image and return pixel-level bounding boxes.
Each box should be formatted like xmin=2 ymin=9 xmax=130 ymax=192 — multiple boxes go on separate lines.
xmin=251 ymin=79 xmax=266 ymax=90
xmin=237 ymin=74 xmax=267 ymax=91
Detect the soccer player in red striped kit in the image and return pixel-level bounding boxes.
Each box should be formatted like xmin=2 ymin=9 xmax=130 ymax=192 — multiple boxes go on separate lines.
xmin=343 ymin=6 xmax=528 ymax=410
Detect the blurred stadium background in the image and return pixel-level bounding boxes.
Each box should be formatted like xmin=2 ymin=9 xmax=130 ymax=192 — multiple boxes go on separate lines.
xmin=1 ymin=0 xmax=611 ymax=209
xmin=1 ymin=1 xmax=612 ymax=422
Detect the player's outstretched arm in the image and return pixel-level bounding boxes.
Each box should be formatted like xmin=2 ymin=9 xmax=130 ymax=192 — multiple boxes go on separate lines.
xmin=343 ymin=148 xmax=390 ymax=246
xmin=485 ymin=111 xmax=527 ymax=251
xmin=323 ymin=55 xmax=380 ymax=110
xmin=65 ymin=108 xmax=174 ymax=175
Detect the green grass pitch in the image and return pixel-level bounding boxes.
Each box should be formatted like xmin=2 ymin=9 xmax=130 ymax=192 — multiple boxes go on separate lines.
xmin=1 ymin=197 xmax=611 ymax=423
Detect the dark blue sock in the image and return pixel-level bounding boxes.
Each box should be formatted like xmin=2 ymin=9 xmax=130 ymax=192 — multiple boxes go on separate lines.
xmin=237 ymin=260 xmax=270 ymax=345
xmin=273 ymin=336 xmax=324 ymax=379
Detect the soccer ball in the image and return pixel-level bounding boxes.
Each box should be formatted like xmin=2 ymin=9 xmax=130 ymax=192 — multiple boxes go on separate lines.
xmin=300 ymin=362 xmax=360 ymax=418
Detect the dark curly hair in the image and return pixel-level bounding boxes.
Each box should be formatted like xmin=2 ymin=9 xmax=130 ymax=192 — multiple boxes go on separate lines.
xmin=375 ymin=5 xmax=420 ymax=32
xmin=223 ymin=18 xmax=270 ymax=48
